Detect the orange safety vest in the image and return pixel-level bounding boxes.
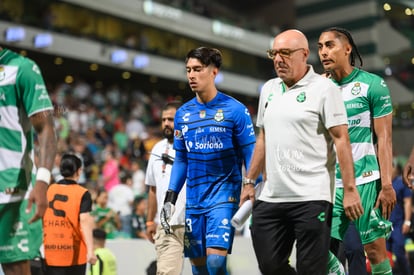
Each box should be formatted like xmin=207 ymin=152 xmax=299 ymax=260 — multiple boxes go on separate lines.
xmin=43 ymin=182 xmax=88 ymax=266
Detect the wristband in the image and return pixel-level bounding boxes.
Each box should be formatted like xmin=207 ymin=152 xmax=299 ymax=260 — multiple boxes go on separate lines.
xmin=404 ymin=220 xmax=411 ymax=226
xmin=164 ymin=190 xmax=178 ymax=205
xmin=242 ymin=177 xmax=255 ymax=186
xmin=146 ymin=221 xmax=155 ymax=226
xmin=36 ymin=167 xmax=51 ymax=184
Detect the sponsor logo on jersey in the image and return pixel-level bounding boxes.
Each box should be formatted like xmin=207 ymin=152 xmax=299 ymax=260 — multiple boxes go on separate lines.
xmin=188 ymin=136 xmax=224 ymax=151
xmin=182 ymin=125 xmax=189 ymax=136
xmin=218 ymin=218 xmax=231 ymax=230
xmin=296 ymin=92 xmax=306 ymax=103
xmin=346 ymin=102 xmax=364 ymax=109
xmin=348 ymin=118 xmax=361 ymax=126
xmin=222 ymin=232 xmax=229 ymax=242
xmin=199 ymin=110 xmax=206 ymax=118
xmin=362 ymin=171 xmax=373 ymax=178
xmin=182 ymin=112 xmax=190 ymax=122
xmin=209 ymin=126 xmax=226 ymax=133
xmin=194 ymin=140 xmax=224 ymax=150
xmin=351 ymin=82 xmax=361 ymax=95
xmin=247 ymin=123 xmax=255 ymax=136
xmin=380 ymin=95 xmax=392 ymax=109
xmin=38 ymin=90 xmax=50 ymax=100
xmin=32 ymin=64 xmax=41 ymax=75
xmin=214 ymin=109 xmax=224 ymax=122
xmin=195 ymin=127 xmax=204 ymax=134
xmin=17 ymin=239 xmax=29 ymax=253
xmin=0 ymin=66 xmax=5 ymax=81
xmin=228 ymin=196 xmax=237 ymax=202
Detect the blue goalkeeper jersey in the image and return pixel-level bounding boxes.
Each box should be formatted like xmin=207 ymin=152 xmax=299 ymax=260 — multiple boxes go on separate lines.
xmin=171 ymin=92 xmax=256 ymax=211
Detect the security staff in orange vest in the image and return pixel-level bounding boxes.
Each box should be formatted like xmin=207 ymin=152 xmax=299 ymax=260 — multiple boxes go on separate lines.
xmin=43 ymin=153 xmax=97 ymax=275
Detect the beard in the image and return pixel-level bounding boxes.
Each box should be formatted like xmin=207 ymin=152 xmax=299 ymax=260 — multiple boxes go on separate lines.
xmin=163 ymin=127 xmax=174 ymax=141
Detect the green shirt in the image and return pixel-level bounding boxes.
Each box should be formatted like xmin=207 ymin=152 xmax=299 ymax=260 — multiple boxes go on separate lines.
xmin=0 ymin=48 xmax=53 ymax=196
xmin=333 ymin=68 xmax=392 ymax=186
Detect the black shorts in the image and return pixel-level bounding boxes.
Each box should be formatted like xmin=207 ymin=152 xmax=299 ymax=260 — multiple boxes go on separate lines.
xmin=251 ymin=200 xmax=333 ymax=275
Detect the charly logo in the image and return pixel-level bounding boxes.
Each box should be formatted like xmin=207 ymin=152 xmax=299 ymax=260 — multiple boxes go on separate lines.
xmin=0 ymin=66 xmax=5 ymax=82
xmin=351 ymin=82 xmax=361 ymax=95
xmin=317 ymin=212 xmax=326 ymax=222
xmin=200 ymin=110 xmax=206 ymax=118
xmin=296 ymin=92 xmax=306 ymax=103
xmin=214 ymin=109 xmax=224 ymax=122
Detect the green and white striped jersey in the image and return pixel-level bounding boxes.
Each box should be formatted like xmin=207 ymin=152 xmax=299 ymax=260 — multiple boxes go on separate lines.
xmin=0 ymin=48 xmax=53 ymax=197
xmin=333 ymin=68 xmax=392 ymax=187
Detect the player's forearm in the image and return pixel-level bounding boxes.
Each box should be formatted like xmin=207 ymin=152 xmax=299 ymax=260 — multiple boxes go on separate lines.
xmin=336 ymin=138 xmax=357 ymax=191
xmin=168 ymin=153 xmax=187 ymax=193
xmin=35 ymin=114 xmax=57 ymax=170
xmin=377 ymin=135 xmax=393 ymax=187
xmin=245 ymin=129 xmax=265 ymax=180
xmin=374 ymin=115 xmax=393 ymax=187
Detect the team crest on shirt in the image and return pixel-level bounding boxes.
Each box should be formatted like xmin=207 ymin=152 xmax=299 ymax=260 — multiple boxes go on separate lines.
xmin=351 ymin=82 xmax=361 ymax=95
xmin=0 ymin=66 xmax=5 ymax=82
xmin=214 ymin=109 xmax=224 ymax=122
xmin=199 ymin=110 xmax=206 ymax=118
xmin=296 ymin=92 xmax=306 ymax=103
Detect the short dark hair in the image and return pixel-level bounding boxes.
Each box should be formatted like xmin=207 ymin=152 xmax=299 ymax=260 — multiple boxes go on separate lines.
xmin=93 ymin=228 xmax=107 ymax=240
xmin=185 ymin=47 xmax=222 ymax=68
xmin=163 ymin=101 xmax=181 ymax=112
xmin=60 ymin=153 xmax=82 ymax=177
xmin=322 ymin=27 xmax=363 ymax=67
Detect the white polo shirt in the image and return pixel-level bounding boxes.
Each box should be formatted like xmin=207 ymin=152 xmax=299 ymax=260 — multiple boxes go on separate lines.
xmin=145 ymin=138 xmax=186 ymax=225
xmin=257 ymin=66 xmax=348 ymax=203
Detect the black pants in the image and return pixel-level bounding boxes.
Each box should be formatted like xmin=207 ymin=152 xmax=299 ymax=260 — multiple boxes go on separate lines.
xmin=251 ymin=200 xmax=333 ymax=275
xmin=45 ymin=264 xmax=86 ymax=275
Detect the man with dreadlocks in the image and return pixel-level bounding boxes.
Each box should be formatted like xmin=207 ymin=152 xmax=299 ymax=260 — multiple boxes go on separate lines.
xmin=318 ymin=27 xmax=396 ymax=275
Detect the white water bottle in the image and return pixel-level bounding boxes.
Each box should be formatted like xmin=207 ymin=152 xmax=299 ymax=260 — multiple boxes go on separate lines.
xmin=231 ymin=199 xmax=253 ymax=230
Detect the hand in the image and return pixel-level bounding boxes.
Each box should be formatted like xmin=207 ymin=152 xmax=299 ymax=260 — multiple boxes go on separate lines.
xmin=240 ymin=184 xmax=255 ymax=207
xmin=27 ymin=181 xmax=48 ymax=223
xmin=146 ymin=223 xmax=157 ymax=243
xmin=402 ymin=223 xmax=411 ymax=235
xmin=343 ymin=188 xmax=364 ymax=221
xmin=160 ymin=202 xmax=175 ymax=234
xmin=88 ymin=252 xmax=97 ymax=265
xmin=403 ymin=162 xmax=414 ymax=188
xmin=375 ymin=184 xmax=396 ymax=220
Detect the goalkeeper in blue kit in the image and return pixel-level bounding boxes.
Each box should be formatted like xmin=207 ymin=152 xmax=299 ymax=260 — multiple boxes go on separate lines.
xmin=160 ymin=47 xmax=256 ymax=275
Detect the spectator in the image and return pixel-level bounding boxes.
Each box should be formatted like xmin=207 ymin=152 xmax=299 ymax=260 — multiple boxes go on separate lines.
xmin=108 ymin=173 xmax=135 ymax=237
xmin=101 ymin=148 xmax=120 ymax=192
xmin=131 ymin=196 xmax=148 ymax=239
xmin=88 ymin=229 xmax=117 ymax=275
xmin=92 ymin=189 xmax=121 ymax=239
xmin=131 ymin=161 xmax=146 ymax=197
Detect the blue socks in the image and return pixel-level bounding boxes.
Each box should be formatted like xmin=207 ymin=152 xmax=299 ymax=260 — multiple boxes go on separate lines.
xmin=192 ymin=264 xmax=208 ymax=275
xmin=207 ymin=254 xmax=228 ymax=275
